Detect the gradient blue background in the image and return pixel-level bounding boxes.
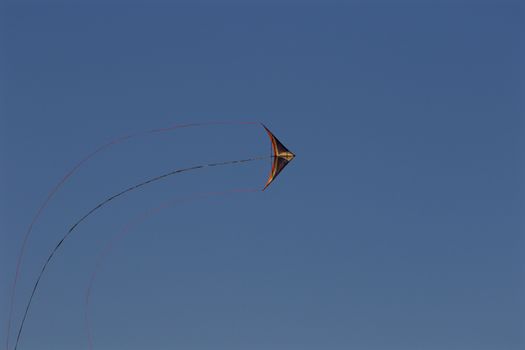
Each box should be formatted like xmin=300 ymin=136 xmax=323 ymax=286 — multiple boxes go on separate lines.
xmin=1 ymin=1 xmax=524 ymax=349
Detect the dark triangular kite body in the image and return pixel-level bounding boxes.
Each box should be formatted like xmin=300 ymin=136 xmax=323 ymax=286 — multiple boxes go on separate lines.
xmin=262 ymin=124 xmax=295 ymax=190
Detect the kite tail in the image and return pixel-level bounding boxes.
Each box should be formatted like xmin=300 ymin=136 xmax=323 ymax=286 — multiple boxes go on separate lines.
xmin=85 ymin=188 xmax=259 ymax=350
xmin=5 ymin=120 xmax=258 ymax=350
xmin=12 ymin=156 xmax=268 ymax=350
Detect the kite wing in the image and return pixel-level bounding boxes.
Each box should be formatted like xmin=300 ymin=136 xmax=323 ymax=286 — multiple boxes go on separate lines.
xmin=262 ymin=124 xmax=295 ymax=190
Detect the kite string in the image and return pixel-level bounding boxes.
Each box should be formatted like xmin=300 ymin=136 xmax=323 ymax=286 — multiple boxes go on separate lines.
xmin=13 ymin=155 xmax=268 ymax=350
xmin=5 ymin=132 xmax=136 ymax=350
xmin=85 ymin=188 xmax=259 ymax=350
xmin=5 ymin=120 xmax=258 ymax=350
xmin=149 ymin=120 xmax=258 ymax=133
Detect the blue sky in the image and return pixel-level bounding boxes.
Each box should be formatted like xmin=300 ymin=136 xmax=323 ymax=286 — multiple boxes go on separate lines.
xmin=1 ymin=1 xmax=524 ymax=349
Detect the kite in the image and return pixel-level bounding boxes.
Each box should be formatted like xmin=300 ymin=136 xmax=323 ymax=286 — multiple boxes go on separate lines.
xmin=11 ymin=123 xmax=294 ymax=350
xmin=262 ymin=124 xmax=296 ymax=190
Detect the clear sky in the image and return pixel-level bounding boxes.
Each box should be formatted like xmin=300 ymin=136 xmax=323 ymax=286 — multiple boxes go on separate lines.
xmin=1 ymin=1 xmax=524 ymax=350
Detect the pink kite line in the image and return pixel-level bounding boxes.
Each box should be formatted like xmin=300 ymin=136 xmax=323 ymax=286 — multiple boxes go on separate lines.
xmin=84 ymin=188 xmax=259 ymax=350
